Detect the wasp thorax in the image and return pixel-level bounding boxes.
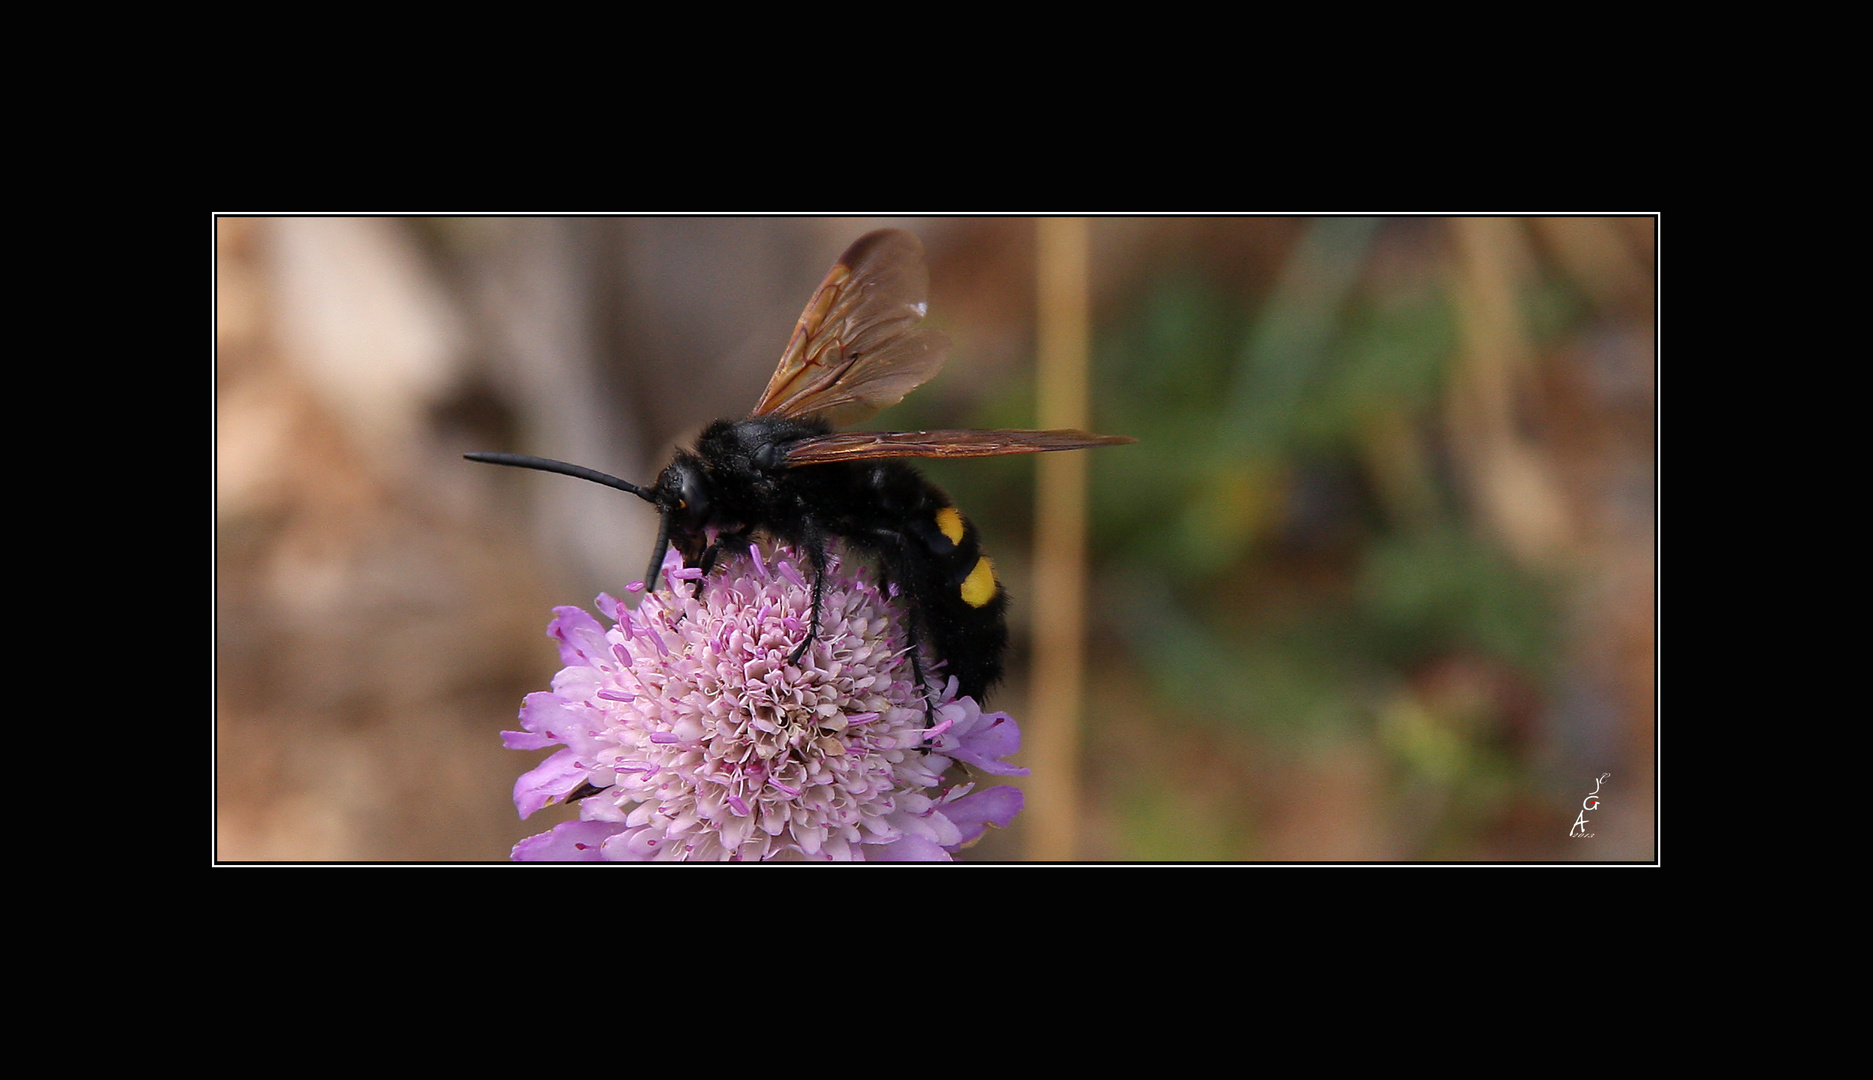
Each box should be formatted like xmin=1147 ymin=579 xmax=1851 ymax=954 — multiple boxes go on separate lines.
xmin=754 ymin=441 xmax=787 ymax=471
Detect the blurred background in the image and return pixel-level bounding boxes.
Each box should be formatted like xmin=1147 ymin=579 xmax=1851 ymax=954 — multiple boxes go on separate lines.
xmin=215 ymin=216 xmax=1656 ymax=862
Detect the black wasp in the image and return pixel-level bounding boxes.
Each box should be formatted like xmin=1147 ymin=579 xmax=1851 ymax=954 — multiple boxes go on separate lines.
xmin=468 ymin=228 xmax=1132 ymax=707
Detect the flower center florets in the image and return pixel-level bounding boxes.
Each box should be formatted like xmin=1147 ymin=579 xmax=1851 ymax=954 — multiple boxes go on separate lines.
xmin=506 ymin=540 xmax=1027 ymax=860
xmin=581 ymin=543 xmax=949 ymax=856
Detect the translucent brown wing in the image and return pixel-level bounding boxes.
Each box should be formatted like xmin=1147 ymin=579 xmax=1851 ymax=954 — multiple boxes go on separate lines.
xmin=779 ymin=428 xmax=1136 ymax=466
xmin=751 ymin=229 xmax=951 ymax=429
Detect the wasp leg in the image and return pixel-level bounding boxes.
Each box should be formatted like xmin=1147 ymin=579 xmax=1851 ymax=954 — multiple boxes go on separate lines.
xmin=901 ymin=604 xmax=937 ymax=729
xmin=564 ymin=780 xmax=609 ymax=804
xmin=864 ymin=532 xmax=938 ymax=728
xmin=696 ymin=530 xmax=755 ymax=599
xmin=786 ymin=529 xmax=829 ymax=667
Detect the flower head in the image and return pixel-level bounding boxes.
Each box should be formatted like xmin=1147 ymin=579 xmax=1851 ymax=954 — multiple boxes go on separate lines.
xmin=504 ymin=543 xmax=1027 ymax=861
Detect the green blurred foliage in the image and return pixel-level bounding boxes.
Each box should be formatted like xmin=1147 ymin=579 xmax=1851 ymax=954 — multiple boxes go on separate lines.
xmin=1092 ymin=225 xmax=1545 ymax=707
xmin=960 ymin=218 xmax=1614 ymax=859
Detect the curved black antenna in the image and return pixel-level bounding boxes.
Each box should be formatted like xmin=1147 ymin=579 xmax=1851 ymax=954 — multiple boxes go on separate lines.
xmin=466 ymin=451 xmax=675 ymax=595
xmin=464 ymin=452 xmax=659 ymax=505
xmin=644 ymin=510 xmax=674 ymax=595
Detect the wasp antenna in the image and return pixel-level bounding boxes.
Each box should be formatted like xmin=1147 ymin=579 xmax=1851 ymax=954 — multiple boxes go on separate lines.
xmin=644 ymin=511 xmax=675 ymax=593
xmin=464 ymin=452 xmax=659 ymax=505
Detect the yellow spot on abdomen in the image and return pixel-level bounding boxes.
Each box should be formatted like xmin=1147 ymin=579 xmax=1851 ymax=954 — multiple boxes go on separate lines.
xmin=935 ymin=507 xmax=966 ymax=545
xmin=961 ymin=556 xmax=998 ymax=607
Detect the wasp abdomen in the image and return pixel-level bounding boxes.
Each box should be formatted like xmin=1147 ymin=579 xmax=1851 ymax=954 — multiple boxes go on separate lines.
xmin=849 ymin=466 xmax=1009 ymax=701
xmin=926 ymin=506 xmax=999 ymax=609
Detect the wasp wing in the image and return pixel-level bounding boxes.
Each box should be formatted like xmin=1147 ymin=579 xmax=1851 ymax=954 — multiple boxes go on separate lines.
xmin=779 ymin=428 xmax=1135 ymax=466
xmin=751 ymin=229 xmax=951 ymax=429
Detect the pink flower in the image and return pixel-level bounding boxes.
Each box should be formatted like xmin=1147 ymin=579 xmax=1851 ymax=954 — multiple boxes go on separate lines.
xmin=504 ymin=544 xmax=1026 ymax=861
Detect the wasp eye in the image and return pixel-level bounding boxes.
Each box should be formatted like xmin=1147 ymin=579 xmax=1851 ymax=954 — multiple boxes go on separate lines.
xmin=680 ymin=474 xmax=711 ymax=520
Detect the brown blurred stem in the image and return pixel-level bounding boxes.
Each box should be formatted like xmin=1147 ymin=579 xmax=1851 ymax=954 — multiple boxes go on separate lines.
xmin=1029 ymin=218 xmax=1092 ymax=861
